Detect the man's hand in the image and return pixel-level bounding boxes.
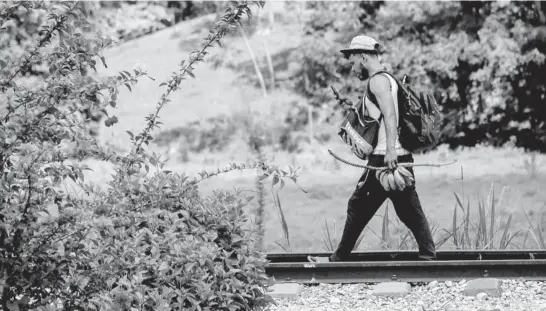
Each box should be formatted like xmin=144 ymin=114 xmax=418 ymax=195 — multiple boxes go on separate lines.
xmin=331 ymin=85 xmax=354 ymax=111
xmin=384 ymin=148 xmax=398 ymax=170
xmin=338 ymin=96 xmax=354 ymax=111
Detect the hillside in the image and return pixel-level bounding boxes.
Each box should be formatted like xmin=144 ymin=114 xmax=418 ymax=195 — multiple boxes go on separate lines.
xmin=94 ymin=11 xmax=301 ymax=150
xmin=83 ymin=5 xmax=546 ymax=253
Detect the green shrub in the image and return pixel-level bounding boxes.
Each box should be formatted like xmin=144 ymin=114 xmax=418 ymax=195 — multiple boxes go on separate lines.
xmin=74 ymin=173 xmax=273 ymax=311
xmin=1 ymin=1 xmax=295 ymax=310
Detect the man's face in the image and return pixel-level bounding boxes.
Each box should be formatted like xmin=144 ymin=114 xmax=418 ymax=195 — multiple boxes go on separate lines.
xmin=348 ymin=53 xmax=368 ymax=81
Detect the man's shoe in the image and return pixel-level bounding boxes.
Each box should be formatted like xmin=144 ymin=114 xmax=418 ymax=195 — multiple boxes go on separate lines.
xmin=307 ymin=256 xmax=330 ymax=263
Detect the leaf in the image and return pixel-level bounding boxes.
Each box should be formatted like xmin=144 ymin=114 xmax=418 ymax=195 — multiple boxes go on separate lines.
xmin=272 ymin=188 xmax=290 ymax=250
xmin=257 ymin=174 xmax=269 ymax=181
xmin=45 ymin=204 xmax=60 ymax=219
xmin=0 ymin=59 xmax=6 ymax=70
xmin=6 ymin=301 xmax=19 ymax=311
xmin=499 ymin=214 xmax=513 ymax=249
xmin=290 ymin=176 xmax=307 ymax=194
xmin=452 ymin=205 xmax=458 ymax=248
xmin=381 ymin=204 xmax=390 ymax=249
xmin=271 ymin=175 xmax=279 ymax=187
xmin=77 ymin=171 xmax=84 ymax=182
xmin=159 ymin=260 xmax=169 ymax=272
xmin=453 ymin=192 xmax=465 ymax=213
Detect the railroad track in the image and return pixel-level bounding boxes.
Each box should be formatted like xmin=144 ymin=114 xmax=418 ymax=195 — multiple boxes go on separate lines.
xmin=265 ymin=250 xmax=546 ymax=284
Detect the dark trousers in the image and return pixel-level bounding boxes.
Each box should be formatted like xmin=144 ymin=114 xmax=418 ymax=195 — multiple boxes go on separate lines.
xmin=330 ymin=154 xmax=436 ymax=261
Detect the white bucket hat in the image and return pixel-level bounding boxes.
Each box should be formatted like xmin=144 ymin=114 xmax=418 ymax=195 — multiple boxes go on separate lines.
xmin=340 ymin=35 xmax=380 ymax=55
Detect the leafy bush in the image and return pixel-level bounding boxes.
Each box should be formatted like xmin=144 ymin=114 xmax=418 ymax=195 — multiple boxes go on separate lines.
xmin=371 ymin=1 xmax=546 ymax=152
xmin=1 ymin=1 xmax=303 ymax=310
xmin=79 ymin=172 xmax=274 ymax=311
xmin=89 ymin=2 xmax=173 ymax=43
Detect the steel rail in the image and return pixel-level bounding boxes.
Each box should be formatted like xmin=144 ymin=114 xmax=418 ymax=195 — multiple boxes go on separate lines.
xmin=266 ymin=250 xmax=546 ymax=262
xmin=265 ymin=250 xmax=546 ymax=283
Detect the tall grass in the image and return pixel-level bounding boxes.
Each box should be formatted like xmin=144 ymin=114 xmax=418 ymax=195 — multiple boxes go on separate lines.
xmin=272 ymin=157 xmax=546 ymax=254
xmin=322 ymin=219 xmax=366 ymax=252
xmin=367 ymin=203 xmax=449 ymax=251
xmin=318 ymin=181 xmax=545 ymax=253
xmin=523 ymin=207 xmax=546 ymax=249
xmin=444 ymin=183 xmax=522 ymax=250
xmin=370 ymin=182 xmax=538 ymax=251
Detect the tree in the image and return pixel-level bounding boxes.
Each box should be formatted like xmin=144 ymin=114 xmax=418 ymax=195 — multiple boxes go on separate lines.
xmin=285 ymin=1 xmax=546 ymax=152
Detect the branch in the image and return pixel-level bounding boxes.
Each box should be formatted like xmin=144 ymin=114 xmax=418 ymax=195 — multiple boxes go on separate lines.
xmin=240 ymin=25 xmax=267 ymax=97
xmin=131 ymin=2 xmax=263 ymax=158
xmin=328 ymin=149 xmax=459 ymax=170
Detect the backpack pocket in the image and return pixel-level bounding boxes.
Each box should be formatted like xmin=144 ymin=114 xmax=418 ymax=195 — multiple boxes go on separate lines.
xmin=338 ymin=105 xmax=381 ymax=161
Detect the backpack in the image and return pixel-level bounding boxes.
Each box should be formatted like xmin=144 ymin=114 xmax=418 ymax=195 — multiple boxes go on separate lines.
xmin=337 ymin=71 xmax=441 ymax=159
xmin=378 ymin=71 xmax=442 ymax=153
xmin=337 ymin=71 xmax=385 ymax=161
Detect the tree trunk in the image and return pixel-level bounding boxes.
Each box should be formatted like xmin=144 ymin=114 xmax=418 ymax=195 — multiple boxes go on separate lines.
xmin=239 ymin=26 xmax=267 ymax=98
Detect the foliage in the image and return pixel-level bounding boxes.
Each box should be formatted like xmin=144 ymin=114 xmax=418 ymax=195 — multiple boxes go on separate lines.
xmin=89 ymin=1 xmax=224 ymax=43
xmin=370 ymin=1 xmax=546 ymax=152
xmin=523 ymin=206 xmax=546 ymax=250
xmin=0 ymin=1 xmax=117 ymax=137
xmin=446 ymin=184 xmax=521 ymax=250
xmin=152 ymin=104 xmax=300 ymax=156
xmin=273 ymin=1 xmax=546 ymax=153
xmin=165 ymin=1 xmax=223 ymax=24
xmin=366 ymin=204 xmax=449 ymax=251
xmin=0 ymin=1 xmax=312 ymax=310
xmin=89 ymin=1 xmax=174 ymax=43
xmin=322 ymin=219 xmax=366 ymax=252
xmin=279 ymin=1 xmax=365 ymax=131
xmin=153 ymin=114 xmax=242 ymax=154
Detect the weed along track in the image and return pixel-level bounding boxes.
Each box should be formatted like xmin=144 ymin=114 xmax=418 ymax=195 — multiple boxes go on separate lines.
xmin=265 ymin=250 xmax=546 ymax=284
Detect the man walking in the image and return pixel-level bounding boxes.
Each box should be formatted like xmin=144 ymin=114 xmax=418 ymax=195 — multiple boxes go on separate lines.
xmin=310 ymin=35 xmax=436 ymax=262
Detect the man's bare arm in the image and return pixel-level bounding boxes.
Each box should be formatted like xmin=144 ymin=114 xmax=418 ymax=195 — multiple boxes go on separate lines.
xmin=369 ymin=74 xmax=397 ymax=152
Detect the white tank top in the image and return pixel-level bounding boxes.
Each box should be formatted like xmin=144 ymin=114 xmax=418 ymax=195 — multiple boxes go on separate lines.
xmin=362 ymin=73 xmax=410 ymax=155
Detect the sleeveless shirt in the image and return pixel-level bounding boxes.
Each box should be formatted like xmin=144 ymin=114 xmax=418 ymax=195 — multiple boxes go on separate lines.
xmin=362 ymin=73 xmax=410 ymax=155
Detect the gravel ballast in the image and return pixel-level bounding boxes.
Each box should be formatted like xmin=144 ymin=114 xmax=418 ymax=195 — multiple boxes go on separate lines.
xmin=268 ymin=279 xmax=546 ymax=311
